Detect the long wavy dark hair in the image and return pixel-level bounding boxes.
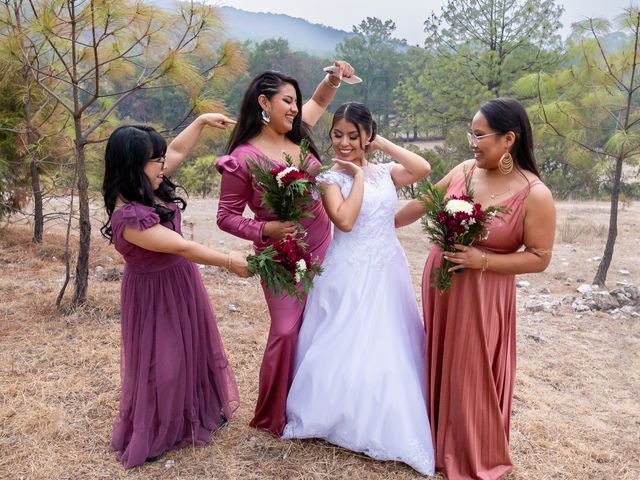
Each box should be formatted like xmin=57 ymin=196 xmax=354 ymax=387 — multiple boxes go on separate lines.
xmin=479 ymin=97 xmax=540 ymax=177
xmin=101 ymin=125 xmax=186 ymax=242
xmin=226 ymin=70 xmax=320 ymax=158
xmin=330 ymin=102 xmax=378 ymax=150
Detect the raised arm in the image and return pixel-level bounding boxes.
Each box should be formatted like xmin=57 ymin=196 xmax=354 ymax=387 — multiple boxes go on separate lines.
xmin=367 ymin=135 xmax=430 ymax=187
xmin=302 ymin=61 xmax=355 ymax=128
xmin=164 ymin=113 xmax=236 ymax=176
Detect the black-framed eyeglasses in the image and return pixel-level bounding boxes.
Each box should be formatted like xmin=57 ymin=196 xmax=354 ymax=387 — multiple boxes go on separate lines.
xmin=148 ymin=155 xmax=166 ymax=168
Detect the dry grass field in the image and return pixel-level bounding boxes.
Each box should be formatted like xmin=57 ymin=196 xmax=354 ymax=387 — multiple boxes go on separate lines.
xmin=0 ymin=199 xmax=639 ymax=479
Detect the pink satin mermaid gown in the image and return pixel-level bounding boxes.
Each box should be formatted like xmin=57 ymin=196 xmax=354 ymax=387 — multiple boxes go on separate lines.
xmin=216 ymin=143 xmax=331 ymax=436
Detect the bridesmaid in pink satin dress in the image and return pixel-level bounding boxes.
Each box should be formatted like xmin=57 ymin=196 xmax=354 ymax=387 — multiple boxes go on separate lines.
xmin=216 ymin=64 xmax=356 ymax=436
xmin=396 ymin=98 xmax=556 ymax=479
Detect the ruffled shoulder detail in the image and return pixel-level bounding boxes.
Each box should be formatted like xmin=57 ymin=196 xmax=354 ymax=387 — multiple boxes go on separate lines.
xmin=317 ymin=169 xmax=351 ymax=189
xmin=215 ymin=154 xmax=239 ymax=174
xmin=216 ymin=144 xmax=267 ymax=174
xmin=113 ymin=202 xmax=160 ymax=232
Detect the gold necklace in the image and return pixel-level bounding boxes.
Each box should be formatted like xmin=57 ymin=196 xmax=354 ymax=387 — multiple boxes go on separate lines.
xmin=472 ymin=175 xmax=512 ymax=200
xmin=489 ymin=185 xmax=512 ymax=200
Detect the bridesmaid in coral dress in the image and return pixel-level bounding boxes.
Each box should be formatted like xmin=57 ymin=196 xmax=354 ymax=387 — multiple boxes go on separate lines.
xmin=216 ymin=63 xmax=356 ymax=436
xmin=396 ymin=98 xmax=556 ymax=479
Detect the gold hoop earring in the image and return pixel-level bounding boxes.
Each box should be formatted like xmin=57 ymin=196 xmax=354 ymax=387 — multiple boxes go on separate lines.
xmin=499 ymin=151 xmax=513 ymax=175
xmin=260 ymin=110 xmax=271 ymax=125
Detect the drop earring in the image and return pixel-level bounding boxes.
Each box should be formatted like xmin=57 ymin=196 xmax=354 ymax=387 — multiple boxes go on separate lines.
xmin=261 ymin=110 xmax=271 ymax=125
xmin=498 ymin=150 xmax=513 ymax=175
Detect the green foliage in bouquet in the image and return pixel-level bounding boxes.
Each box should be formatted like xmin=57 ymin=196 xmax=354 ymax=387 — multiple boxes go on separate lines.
xmin=247 ymin=139 xmax=328 ymax=223
xmin=419 ymin=171 xmax=511 ymax=291
xmin=246 ymin=234 xmax=323 ymax=303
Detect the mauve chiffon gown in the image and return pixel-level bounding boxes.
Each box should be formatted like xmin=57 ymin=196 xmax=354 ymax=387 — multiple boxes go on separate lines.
xmin=109 ymin=201 xmax=239 ymax=469
xmin=216 ymin=143 xmax=331 ymax=436
xmin=422 ymin=168 xmax=542 ymax=480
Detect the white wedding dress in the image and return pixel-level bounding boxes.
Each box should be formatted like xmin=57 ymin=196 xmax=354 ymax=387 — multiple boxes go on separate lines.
xmin=282 ymin=162 xmax=435 ymax=476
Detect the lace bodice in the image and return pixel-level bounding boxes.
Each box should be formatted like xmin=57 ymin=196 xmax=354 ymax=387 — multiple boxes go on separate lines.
xmin=319 ymin=162 xmax=403 ymax=270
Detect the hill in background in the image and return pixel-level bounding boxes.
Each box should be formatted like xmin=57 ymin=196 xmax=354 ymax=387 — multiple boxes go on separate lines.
xmin=149 ymin=1 xmax=353 ymax=55
xmin=218 ymin=6 xmax=353 ymax=55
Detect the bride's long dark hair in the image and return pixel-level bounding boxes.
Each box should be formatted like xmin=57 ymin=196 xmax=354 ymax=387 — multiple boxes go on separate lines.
xmin=101 ymin=125 xmax=186 ymax=242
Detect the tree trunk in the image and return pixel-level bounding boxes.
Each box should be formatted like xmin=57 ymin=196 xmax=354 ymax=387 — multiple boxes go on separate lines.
xmin=71 ymin=119 xmax=90 ymax=306
xmin=17 ymin=4 xmax=43 ymax=244
xmin=25 ymin=85 xmax=43 ymax=243
xmin=593 ymin=155 xmax=624 ymax=286
xmin=30 ymin=158 xmax=43 ymax=243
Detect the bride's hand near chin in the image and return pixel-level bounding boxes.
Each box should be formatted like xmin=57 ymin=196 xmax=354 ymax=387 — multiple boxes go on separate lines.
xmin=333 ymin=159 xmax=363 ymax=178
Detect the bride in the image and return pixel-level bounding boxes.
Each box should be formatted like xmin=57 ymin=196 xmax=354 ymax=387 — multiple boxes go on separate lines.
xmin=282 ymin=102 xmax=435 ymax=476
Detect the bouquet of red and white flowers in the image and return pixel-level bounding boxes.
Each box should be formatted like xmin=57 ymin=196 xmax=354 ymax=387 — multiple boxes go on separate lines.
xmin=420 ymin=173 xmax=511 ymax=291
xmin=247 ymin=234 xmax=323 ymax=302
xmin=247 ymin=139 xmax=327 ymax=223
xmin=246 ymin=140 xmax=328 ymax=299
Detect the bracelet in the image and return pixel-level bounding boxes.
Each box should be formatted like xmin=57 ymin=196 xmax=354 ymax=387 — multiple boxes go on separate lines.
xmin=227 ymin=253 xmax=232 ymax=271
xmin=481 ymin=253 xmax=489 ymax=272
xmin=323 ymin=73 xmax=341 ymax=89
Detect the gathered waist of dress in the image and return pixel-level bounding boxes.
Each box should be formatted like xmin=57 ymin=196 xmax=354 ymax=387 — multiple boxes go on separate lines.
xmin=123 ymin=255 xmax=187 ymax=274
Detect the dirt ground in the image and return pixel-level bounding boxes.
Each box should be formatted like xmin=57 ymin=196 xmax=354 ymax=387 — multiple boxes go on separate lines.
xmin=0 ymin=198 xmax=638 ymax=479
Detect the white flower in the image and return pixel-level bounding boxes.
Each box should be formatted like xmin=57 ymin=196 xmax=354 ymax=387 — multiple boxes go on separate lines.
xmin=294 ymin=258 xmax=307 ymax=283
xmin=445 ymin=199 xmax=474 ymax=215
xmin=276 ymin=166 xmax=299 ymax=187
xmin=461 ymin=218 xmax=475 ymax=229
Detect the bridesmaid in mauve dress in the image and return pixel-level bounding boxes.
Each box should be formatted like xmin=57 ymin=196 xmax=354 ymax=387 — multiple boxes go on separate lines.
xmin=102 ymin=115 xmax=249 ymax=469
xmin=216 ymin=63 xmax=355 ymax=436
xmin=396 ymin=98 xmax=556 ymax=480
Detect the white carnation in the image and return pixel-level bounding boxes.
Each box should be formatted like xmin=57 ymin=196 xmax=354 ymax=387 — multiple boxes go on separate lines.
xmin=276 ymin=166 xmax=299 ymax=187
xmin=445 ymin=199 xmax=474 ymax=215
xmin=294 ymin=258 xmax=307 ymax=283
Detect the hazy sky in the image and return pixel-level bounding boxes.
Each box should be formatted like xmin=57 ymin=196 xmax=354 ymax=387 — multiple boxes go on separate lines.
xmin=214 ymin=0 xmax=636 ymax=46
